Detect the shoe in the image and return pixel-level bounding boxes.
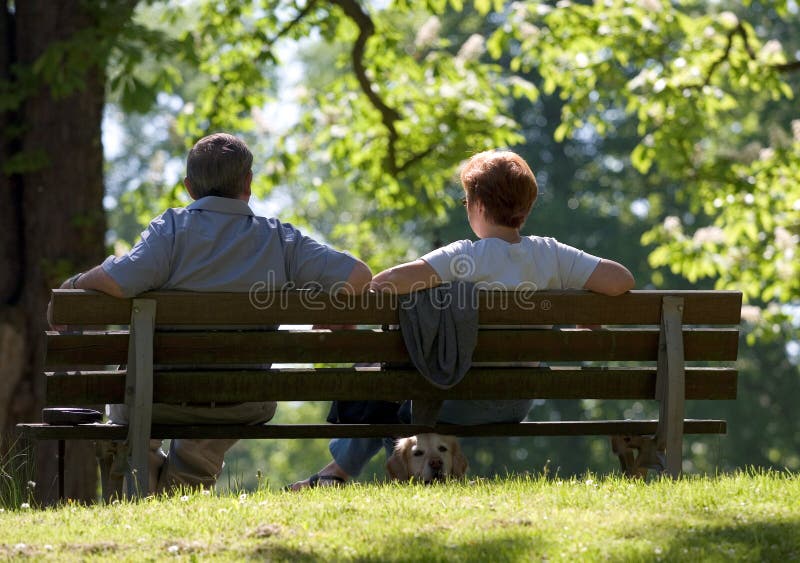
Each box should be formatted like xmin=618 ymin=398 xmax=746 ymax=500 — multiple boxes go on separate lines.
xmin=284 ymin=473 xmax=346 ymax=491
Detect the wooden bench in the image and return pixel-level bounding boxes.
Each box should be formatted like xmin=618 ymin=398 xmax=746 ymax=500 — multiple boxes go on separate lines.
xmin=18 ymin=288 xmax=741 ymax=498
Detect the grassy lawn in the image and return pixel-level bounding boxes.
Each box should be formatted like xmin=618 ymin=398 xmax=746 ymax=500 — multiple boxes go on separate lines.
xmin=1 ymin=470 xmax=798 ymax=561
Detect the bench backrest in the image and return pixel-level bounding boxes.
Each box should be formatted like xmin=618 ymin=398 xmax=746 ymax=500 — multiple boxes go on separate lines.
xmin=45 ymin=289 xmax=741 ymax=406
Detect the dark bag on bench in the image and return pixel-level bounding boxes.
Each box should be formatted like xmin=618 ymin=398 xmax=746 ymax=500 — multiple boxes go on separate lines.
xmin=42 ymin=408 xmax=103 ymax=425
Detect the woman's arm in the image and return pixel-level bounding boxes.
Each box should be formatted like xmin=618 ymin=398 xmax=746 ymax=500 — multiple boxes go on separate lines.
xmin=370 ymin=259 xmax=442 ymax=294
xmin=583 ymin=259 xmax=635 ymax=296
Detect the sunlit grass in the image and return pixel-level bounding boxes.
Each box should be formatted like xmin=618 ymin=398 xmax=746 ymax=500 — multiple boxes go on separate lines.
xmin=1 ymin=470 xmax=798 ymax=561
xmin=0 ymin=434 xmax=35 ymax=511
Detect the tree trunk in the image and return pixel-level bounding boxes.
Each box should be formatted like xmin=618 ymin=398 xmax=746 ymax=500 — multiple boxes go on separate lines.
xmin=1 ymin=1 xmax=109 ymax=504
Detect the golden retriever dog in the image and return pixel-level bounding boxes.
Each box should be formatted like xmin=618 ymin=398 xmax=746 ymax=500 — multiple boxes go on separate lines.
xmin=386 ymin=433 xmax=468 ymax=483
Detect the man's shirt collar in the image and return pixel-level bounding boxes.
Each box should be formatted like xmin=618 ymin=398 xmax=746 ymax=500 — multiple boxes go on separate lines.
xmin=187 ymin=196 xmax=255 ymax=216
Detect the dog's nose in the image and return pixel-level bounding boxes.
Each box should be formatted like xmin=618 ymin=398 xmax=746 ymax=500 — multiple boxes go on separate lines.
xmin=429 ymin=458 xmax=442 ymax=470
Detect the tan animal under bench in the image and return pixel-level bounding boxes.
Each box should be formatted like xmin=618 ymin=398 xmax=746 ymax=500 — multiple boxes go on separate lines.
xmin=386 ymin=434 xmax=469 ymax=482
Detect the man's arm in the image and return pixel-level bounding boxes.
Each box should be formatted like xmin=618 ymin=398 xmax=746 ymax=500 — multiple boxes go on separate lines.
xmin=583 ymin=259 xmax=635 ymax=296
xmin=370 ymin=259 xmax=441 ymax=294
xmin=338 ymin=260 xmax=373 ymax=294
xmin=49 ymin=265 xmax=125 ymax=329
xmin=61 ymin=265 xmax=125 ymax=297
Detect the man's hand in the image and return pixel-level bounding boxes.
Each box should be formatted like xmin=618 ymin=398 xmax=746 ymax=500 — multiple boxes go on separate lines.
xmin=70 ymin=265 xmax=125 ymax=298
xmin=48 ymin=265 xmax=126 ymax=330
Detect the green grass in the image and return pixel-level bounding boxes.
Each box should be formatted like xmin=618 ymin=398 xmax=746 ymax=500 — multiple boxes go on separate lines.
xmin=1 ymin=470 xmax=799 ymax=561
xmin=0 ymin=435 xmax=35 ymax=511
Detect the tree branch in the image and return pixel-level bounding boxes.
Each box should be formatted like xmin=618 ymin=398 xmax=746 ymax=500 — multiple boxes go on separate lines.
xmin=263 ymin=0 xmax=320 ymax=53
xmin=208 ymin=1 xmax=321 ymax=135
xmin=398 ymin=145 xmax=438 ymax=174
xmin=702 ymin=23 xmax=800 ymax=84
xmin=702 ymin=24 xmax=749 ymax=87
xmin=774 ymin=60 xmax=800 ymax=73
xmin=330 ymin=0 xmax=402 ymax=174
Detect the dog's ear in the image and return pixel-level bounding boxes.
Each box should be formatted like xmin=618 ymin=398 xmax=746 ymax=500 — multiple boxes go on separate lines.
xmin=451 ymin=439 xmax=469 ymax=477
xmin=386 ymin=440 xmax=411 ymax=481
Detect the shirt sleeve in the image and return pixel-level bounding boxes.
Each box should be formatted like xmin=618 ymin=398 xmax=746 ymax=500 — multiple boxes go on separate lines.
xmin=420 ymin=240 xmax=474 ymax=283
xmin=282 ymin=224 xmax=358 ymax=292
xmin=554 ymin=239 xmax=602 ymax=289
xmin=102 ymin=212 xmax=174 ymax=298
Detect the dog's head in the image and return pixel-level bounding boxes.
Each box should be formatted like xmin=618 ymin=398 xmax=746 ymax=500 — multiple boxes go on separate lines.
xmin=386 ymin=433 xmax=468 ymax=483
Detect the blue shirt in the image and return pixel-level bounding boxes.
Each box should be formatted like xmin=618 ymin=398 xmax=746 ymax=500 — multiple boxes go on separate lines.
xmin=102 ymin=196 xmax=357 ymax=298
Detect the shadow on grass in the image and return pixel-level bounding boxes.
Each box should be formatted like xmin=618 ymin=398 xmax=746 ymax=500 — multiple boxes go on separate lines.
xmin=246 ymin=518 xmax=800 ymax=562
xmin=607 ymin=518 xmax=800 ymax=562
xmin=248 ymin=529 xmax=553 ymax=562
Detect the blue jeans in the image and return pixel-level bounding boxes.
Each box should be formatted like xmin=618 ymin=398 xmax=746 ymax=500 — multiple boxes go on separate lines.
xmin=329 ymin=399 xmax=533 ymax=477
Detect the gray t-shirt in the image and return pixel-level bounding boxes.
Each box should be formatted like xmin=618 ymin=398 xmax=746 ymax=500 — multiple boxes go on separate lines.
xmin=102 ymin=196 xmax=357 ymax=297
xmin=421 ymin=235 xmax=601 ymax=375
xmin=421 ymin=236 xmax=600 ymax=291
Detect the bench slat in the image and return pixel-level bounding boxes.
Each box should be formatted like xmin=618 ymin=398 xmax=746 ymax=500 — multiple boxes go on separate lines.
xmin=44 ymin=367 xmax=737 ymax=404
xmin=17 ymin=419 xmax=727 ymax=440
xmin=49 ymin=289 xmax=743 ymax=326
xmin=45 ymin=328 xmax=740 ymax=366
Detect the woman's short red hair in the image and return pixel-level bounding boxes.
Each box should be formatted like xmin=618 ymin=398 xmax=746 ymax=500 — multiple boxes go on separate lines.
xmin=460 ymin=150 xmax=538 ymax=229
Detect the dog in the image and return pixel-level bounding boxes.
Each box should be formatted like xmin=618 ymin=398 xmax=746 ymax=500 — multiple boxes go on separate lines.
xmin=386 ymin=433 xmax=469 ymax=483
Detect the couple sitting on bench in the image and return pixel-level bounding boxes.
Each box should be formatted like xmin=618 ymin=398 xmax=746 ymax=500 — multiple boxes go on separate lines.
xmin=56 ymin=133 xmax=634 ymax=493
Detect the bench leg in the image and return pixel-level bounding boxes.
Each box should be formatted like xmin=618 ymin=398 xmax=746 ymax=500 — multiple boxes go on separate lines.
xmin=125 ymin=299 xmax=156 ymax=498
xmin=655 ymin=297 xmax=686 ymax=478
xmin=57 ymin=440 xmax=65 ymax=501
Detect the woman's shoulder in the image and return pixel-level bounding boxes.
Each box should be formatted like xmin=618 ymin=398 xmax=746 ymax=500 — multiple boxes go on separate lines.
xmin=433 ymin=239 xmax=476 ymax=254
xmin=523 ymin=234 xmax=559 ymax=245
xmin=523 ymin=235 xmax=577 ymax=252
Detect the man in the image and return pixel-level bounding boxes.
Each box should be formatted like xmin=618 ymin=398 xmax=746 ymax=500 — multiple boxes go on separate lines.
xmin=55 ymin=133 xmax=372 ymax=493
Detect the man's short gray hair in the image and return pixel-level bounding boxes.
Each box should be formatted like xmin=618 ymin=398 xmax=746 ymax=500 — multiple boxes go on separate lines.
xmin=186 ymin=133 xmax=253 ymax=198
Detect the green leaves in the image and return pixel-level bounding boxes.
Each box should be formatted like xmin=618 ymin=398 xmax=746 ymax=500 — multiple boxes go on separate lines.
xmin=641 ymin=141 xmax=800 ymax=304
xmin=485 ymin=0 xmax=799 ymax=309
xmin=630 ymin=144 xmax=655 ymax=175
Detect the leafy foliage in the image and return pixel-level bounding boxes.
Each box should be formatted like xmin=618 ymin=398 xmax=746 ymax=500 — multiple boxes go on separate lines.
xmin=280 ymin=5 xmax=531 ymax=225
xmin=96 ymin=1 xmax=800 ymax=294
xmin=489 ymin=0 xmax=800 ymax=308
xmin=94 ymin=0 xmax=537 ymax=268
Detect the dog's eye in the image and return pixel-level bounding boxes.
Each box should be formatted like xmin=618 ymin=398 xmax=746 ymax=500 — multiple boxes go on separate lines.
xmin=413 ymin=450 xmax=424 ymax=457
xmin=438 ymin=445 xmax=448 ymax=452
